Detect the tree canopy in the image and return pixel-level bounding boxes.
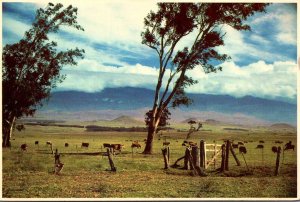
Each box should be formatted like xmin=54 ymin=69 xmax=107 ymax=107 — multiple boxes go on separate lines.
xmin=2 ymin=3 xmax=85 ymax=147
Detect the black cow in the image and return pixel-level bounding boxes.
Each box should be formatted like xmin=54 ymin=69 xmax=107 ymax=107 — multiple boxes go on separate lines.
xmin=20 ymin=144 xmax=28 ymax=151
xmin=256 ymin=144 xmax=264 ymax=149
xmin=81 ymin=142 xmax=89 ymax=148
xmin=259 ymin=140 xmax=265 ymax=144
xmin=65 ymin=143 xmax=69 ymax=147
xmin=232 ymin=144 xmax=239 ymax=149
xmin=35 ymin=141 xmax=39 ymax=145
xmin=239 ymin=146 xmax=247 ymax=154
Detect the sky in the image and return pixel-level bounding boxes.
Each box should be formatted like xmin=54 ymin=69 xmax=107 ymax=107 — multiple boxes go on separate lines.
xmin=2 ymin=1 xmax=298 ymax=102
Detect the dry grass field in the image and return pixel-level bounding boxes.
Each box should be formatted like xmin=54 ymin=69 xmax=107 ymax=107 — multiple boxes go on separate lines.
xmin=2 ymin=122 xmax=297 ymax=199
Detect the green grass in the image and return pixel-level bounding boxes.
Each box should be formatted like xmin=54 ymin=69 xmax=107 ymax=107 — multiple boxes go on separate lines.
xmin=2 ymin=124 xmax=297 ymax=198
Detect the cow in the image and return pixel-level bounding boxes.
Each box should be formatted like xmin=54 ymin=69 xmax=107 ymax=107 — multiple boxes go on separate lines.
xmin=131 ymin=142 xmax=141 ymax=149
xmin=81 ymin=142 xmax=89 ymax=148
xmin=163 ymin=142 xmax=170 ymax=146
xmin=46 ymin=141 xmax=52 ymax=146
xmin=239 ymin=146 xmax=247 ymax=154
xmin=110 ymin=144 xmax=124 ymax=153
xmin=35 ymin=141 xmax=39 ymax=145
xmin=103 ymin=143 xmax=124 ymax=154
xmin=232 ymin=143 xmax=239 ymax=149
xmin=259 ymin=140 xmax=265 ymax=144
xmin=275 ymin=140 xmax=283 ymax=144
xmin=284 ymin=141 xmax=295 ymax=151
xmin=256 ymin=144 xmax=264 ymax=149
xmin=20 ymin=144 xmax=28 ymax=151
xmin=238 ymin=141 xmax=244 ymax=145
xmin=65 ymin=143 xmax=69 ymax=147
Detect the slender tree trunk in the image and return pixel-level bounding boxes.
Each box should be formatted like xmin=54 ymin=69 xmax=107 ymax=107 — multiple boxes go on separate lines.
xmin=143 ymin=123 xmax=157 ymax=154
xmin=2 ymin=116 xmax=16 ymax=148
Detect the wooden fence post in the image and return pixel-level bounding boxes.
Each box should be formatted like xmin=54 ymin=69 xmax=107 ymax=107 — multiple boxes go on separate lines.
xmin=214 ymin=141 xmax=217 ymax=169
xmin=200 ymin=140 xmax=205 ymax=169
xmin=221 ymin=144 xmax=226 ymax=172
xmin=107 ymin=148 xmax=116 ymax=172
xmin=225 ymin=140 xmax=230 ymax=171
xmin=191 ymin=146 xmax=200 ymax=168
xmin=275 ymin=146 xmax=281 ymax=176
xmin=162 ymin=147 xmax=169 ymax=169
xmin=54 ymin=149 xmax=60 ymax=164
xmin=167 ymin=146 xmax=170 ymax=162
xmin=183 ymin=148 xmax=189 ymax=170
xmin=54 ymin=149 xmax=64 ymax=175
xmin=230 ymin=145 xmax=241 ymax=166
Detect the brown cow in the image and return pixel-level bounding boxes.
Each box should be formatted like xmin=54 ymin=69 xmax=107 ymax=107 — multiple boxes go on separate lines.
xmin=131 ymin=142 xmax=141 ymax=149
xmin=163 ymin=142 xmax=170 ymax=146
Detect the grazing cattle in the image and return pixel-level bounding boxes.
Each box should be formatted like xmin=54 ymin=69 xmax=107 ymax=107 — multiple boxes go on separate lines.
xmin=275 ymin=140 xmax=283 ymax=144
xmin=238 ymin=141 xmax=244 ymax=145
xmin=65 ymin=143 xmax=69 ymax=147
xmin=81 ymin=142 xmax=89 ymax=148
xmin=239 ymin=146 xmax=247 ymax=154
xmin=284 ymin=141 xmax=295 ymax=151
xmin=259 ymin=140 xmax=265 ymax=144
xmin=131 ymin=142 xmax=141 ymax=149
xmin=20 ymin=144 xmax=28 ymax=151
xmin=272 ymin=146 xmax=278 ymax=153
xmin=110 ymin=144 xmax=124 ymax=152
xmin=244 ymin=141 xmax=248 ymax=143
xmin=232 ymin=143 xmax=239 ymax=149
xmin=256 ymin=144 xmax=264 ymax=149
xmin=35 ymin=141 xmax=39 ymax=145
xmin=46 ymin=141 xmax=52 ymax=146
xmin=163 ymin=142 xmax=170 ymax=146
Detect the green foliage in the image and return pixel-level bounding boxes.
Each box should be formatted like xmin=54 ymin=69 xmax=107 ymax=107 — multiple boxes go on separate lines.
xmin=145 ymin=107 xmax=171 ymax=131
xmin=2 ymin=3 xmax=84 ymax=147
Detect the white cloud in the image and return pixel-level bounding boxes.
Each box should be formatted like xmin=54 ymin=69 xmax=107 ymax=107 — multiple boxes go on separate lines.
xmin=56 ymin=59 xmax=297 ymax=101
xmin=251 ymin=4 xmax=297 ymax=46
xmin=185 ymin=60 xmax=297 ymax=99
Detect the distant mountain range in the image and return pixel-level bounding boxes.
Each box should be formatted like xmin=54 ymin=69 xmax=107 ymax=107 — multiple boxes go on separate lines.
xmin=37 ymin=87 xmax=297 ymax=126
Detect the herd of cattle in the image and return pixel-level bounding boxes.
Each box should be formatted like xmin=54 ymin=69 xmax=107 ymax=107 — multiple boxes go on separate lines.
xmin=19 ymin=139 xmax=295 ymax=155
xmin=19 ymin=140 xmax=142 ymax=153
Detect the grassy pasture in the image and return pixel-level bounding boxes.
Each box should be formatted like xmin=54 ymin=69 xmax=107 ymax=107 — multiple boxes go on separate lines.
xmin=2 ymin=124 xmax=297 ymax=198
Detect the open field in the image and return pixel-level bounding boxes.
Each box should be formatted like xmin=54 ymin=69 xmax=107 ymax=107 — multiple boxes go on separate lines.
xmin=2 ymin=123 xmax=297 ymax=198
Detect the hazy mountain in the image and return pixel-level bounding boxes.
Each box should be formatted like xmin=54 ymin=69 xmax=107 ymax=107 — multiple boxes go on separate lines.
xmin=38 ymin=87 xmax=296 ymax=125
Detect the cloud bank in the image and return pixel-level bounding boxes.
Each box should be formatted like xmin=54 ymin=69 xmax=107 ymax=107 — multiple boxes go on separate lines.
xmin=2 ymin=2 xmax=297 ymax=102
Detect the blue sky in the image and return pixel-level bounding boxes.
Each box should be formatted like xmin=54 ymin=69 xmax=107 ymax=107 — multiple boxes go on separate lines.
xmin=2 ymin=1 xmax=298 ymax=102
